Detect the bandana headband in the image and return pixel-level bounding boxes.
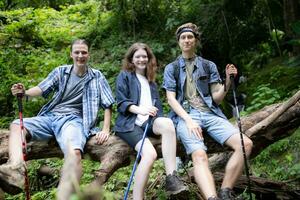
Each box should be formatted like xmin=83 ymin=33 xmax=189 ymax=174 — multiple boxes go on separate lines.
xmin=176 ymin=27 xmax=197 ymax=40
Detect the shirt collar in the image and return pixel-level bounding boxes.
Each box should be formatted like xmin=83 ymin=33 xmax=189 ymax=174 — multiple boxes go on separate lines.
xmin=66 ymin=64 xmax=96 ymax=79
xmin=178 ymin=55 xmax=201 ymax=70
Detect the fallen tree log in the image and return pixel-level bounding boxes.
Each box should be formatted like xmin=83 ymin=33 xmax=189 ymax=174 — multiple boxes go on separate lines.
xmin=0 ymin=92 xmax=299 ymax=188
xmin=226 ymin=173 xmax=300 ymax=200
xmin=184 ymin=171 xmax=300 ymax=200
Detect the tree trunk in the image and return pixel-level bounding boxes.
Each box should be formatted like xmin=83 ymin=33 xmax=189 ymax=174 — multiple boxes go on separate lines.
xmin=283 ymin=0 xmax=300 ymax=55
xmin=0 ymin=91 xmax=299 ymax=193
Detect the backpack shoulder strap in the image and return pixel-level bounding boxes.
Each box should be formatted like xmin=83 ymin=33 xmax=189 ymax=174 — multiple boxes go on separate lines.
xmin=201 ymin=58 xmax=211 ymax=75
xmin=171 ymin=58 xmax=180 ymax=89
xmin=174 ymin=60 xmax=180 ymax=81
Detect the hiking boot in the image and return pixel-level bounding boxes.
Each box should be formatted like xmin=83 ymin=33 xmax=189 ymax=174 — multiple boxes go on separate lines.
xmin=165 ymin=171 xmax=188 ymax=195
xmin=0 ymin=162 xmax=25 ymax=194
xmin=218 ymin=188 xmax=236 ymax=200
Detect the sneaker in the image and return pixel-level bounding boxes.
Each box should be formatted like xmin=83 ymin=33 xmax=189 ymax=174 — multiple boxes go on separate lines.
xmin=218 ymin=188 xmax=236 ymax=200
xmin=0 ymin=162 xmax=25 ymax=194
xmin=165 ymin=171 xmax=188 ymax=195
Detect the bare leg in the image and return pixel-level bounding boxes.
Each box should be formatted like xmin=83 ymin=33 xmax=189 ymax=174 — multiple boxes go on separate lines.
xmin=133 ymin=139 xmax=157 ymax=200
xmin=73 ymin=149 xmax=82 ymax=182
xmin=152 ymin=117 xmax=176 ymax=175
xmin=8 ymin=123 xmax=28 ymax=165
xmin=57 ymin=147 xmax=83 ymax=200
xmin=222 ymin=134 xmax=253 ymax=188
xmin=192 ymin=149 xmax=217 ymax=199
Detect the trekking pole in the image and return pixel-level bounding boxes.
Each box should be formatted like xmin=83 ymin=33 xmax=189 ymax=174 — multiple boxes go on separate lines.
xmin=123 ymin=100 xmax=156 ymax=200
xmin=16 ymin=86 xmax=31 ymax=200
xmin=230 ymin=75 xmax=252 ymax=200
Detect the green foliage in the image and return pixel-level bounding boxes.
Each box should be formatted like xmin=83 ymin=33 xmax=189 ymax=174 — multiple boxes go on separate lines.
xmin=246 ymin=83 xmax=281 ymax=112
xmin=81 ymin=158 xmax=100 ymax=183
xmin=1 ymin=2 xmax=98 ymax=47
xmin=0 ymin=0 xmax=85 ymax=10
xmin=252 ymin=128 xmax=300 ymax=182
xmin=1 ymin=0 xmax=300 ymax=198
xmin=288 ymin=20 xmax=300 ymax=46
xmin=0 ymin=1 xmax=100 ymax=127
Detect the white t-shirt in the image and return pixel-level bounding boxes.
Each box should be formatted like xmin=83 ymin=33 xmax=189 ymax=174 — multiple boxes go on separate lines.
xmin=135 ymin=73 xmax=152 ymax=126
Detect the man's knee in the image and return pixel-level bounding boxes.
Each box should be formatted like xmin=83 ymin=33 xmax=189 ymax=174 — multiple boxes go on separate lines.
xmin=69 ymin=149 xmax=82 ymax=162
xmin=244 ymin=137 xmax=253 ymax=154
xmin=9 ymin=123 xmax=18 ymax=130
xmin=9 ymin=123 xmax=29 ymax=138
xmin=9 ymin=123 xmax=22 ymax=134
xmin=192 ymin=149 xmax=208 ymax=165
xmin=230 ymin=136 xmax=253 ymax=157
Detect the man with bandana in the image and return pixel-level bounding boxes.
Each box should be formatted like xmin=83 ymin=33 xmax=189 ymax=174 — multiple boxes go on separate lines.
xmin=163 ymin=23 xmax=253 ymax=200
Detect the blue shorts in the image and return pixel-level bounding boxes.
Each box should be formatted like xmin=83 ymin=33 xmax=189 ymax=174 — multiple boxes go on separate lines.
xmin=176 ymin=108 xmax=239 ymax=155
xmin=12 ymin=112 xmax=87 ymax=155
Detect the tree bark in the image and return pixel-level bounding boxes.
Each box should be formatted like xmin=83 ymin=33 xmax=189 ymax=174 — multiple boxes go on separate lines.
xmin=185 ymin=171 xmax=300 ymax=200
xmin=0 ymin=92 xmax=299 ymax=188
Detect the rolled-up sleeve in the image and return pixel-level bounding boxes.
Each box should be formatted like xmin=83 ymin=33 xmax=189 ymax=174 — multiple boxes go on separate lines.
xmin=209 ymin=62 xmax=221 ymax=84
xmin=163 ymin=63 xmax=177 ymax=92
xmin=115 ymin=72 xmax=135 ymax=114
xmin=99 ymin=74 xmax=115 ymax=109
xmin=38 ymin=68 xmax=59 ymax=98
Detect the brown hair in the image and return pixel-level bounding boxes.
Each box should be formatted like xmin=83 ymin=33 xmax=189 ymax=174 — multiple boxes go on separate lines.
xmin=122 ymin=43 xmax=157 ymax=82
xmin=71 ymin=39 xmax=89 ymax=51
xmin=175 ymin=22 xmax=201 ymax=41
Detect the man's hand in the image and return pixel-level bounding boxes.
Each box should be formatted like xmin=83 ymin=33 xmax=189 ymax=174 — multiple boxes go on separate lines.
xmin=11 ymin=83 xmax=25 ymax=96
xmin=225 ymin=64 xmax=238 ymax=79
xmin=186 ymin=118 xmax=203 ymax=139
xmin=95 ymin=131 xmax=110 ymax=144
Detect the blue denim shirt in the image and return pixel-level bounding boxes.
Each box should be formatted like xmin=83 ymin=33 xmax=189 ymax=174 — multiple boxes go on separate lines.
xmin=114 ymin=71 xmax=163 ymax=133
xmin=163 ymin=55 xmax=227 ymax=123
xmin=37 ymin=65 xmax=115 ymax=137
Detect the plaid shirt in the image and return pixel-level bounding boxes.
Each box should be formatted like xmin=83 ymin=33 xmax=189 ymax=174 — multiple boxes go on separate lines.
xmin=38 ymin=65 xmax=115 ymax=137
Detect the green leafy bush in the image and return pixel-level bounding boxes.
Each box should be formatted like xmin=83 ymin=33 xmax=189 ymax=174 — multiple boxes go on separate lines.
xmin=246 ymin=83 xmax=281 ymax=112
xmin=252 ymin=128 xmax=300 ymax=182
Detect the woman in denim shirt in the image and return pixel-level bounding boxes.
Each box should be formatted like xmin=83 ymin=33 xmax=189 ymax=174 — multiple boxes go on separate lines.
xmin=114 ymin=43 xmax=186 ymax=199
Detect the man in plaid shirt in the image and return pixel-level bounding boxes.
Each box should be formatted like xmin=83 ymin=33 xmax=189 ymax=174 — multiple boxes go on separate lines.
xmin=0 ymin=39 xmax=115 ymax=195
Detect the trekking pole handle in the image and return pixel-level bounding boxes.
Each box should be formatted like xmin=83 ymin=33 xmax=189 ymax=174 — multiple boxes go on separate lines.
xmin=16 ymin=85 xmax=25 ymax=113
xmin=16 ymin=84 xmax=25 ymax=98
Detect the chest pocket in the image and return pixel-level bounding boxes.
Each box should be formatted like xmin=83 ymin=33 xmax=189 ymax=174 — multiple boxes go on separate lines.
xmin=86 ymin=79 xmax=100 ymax=102
xmin=196 ymin=73 xmax=210 ymax=97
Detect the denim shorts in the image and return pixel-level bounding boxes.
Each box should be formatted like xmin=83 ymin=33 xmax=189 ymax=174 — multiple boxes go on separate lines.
xmin=12 ymin=112 xmax=87 ymax=155
xmin=176 ymin=108 xmax=238 ymax=155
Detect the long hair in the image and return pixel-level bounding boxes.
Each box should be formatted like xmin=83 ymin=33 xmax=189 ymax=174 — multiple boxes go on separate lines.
xmin=122 ymin=43 xmax=157 ymax=82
